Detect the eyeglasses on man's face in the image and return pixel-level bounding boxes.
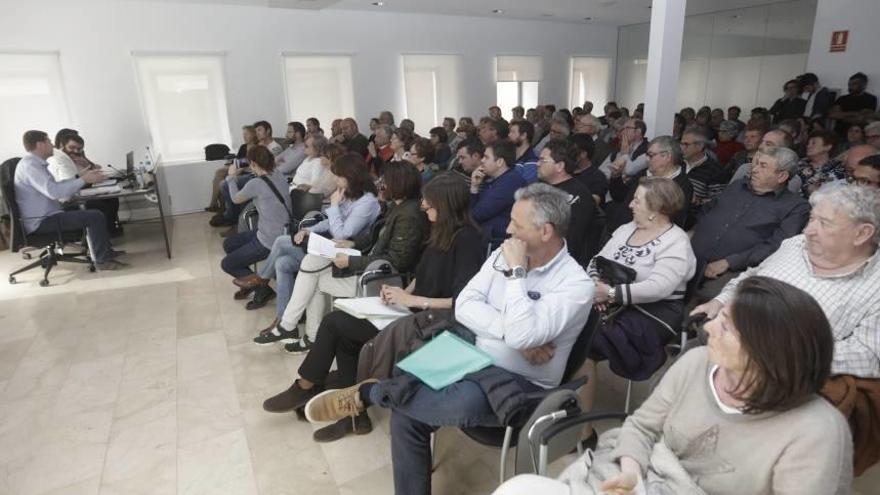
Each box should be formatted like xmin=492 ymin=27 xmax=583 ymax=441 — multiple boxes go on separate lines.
xmin=846 ymin=172 xmax=880 ymax=188
xmin=646 ymin=150 xmax=668 ymax=159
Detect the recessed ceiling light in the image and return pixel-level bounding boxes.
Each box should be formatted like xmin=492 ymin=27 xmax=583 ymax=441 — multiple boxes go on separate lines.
xmin=371 ymin=1 xmax=384 ymax=6
xmin=584 ymin=16 xmax=593 ymax=21
xmin=492 ymin=9 xmax=504 ymax=14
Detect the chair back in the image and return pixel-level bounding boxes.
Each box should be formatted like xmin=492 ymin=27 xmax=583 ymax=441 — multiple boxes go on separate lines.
xmin=204 ymin=144 xmax=230 ymax=161
xmin=513 ymin=389 xmax=582 ymax=476
xmin=357 ymin=258 xmax=403 ymax=297
xmin=238 ymin=202 xmax=258 ymax=233
xmin=0 ymin=158 xmax=25 ymax=252
xmin=290 ymin=189 xmax=325 ymax=223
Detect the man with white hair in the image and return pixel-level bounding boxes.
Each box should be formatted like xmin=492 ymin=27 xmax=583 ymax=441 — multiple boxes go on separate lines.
xmin=693 ymin=184 xmax=880 ymax=378
xmin=574 ymin=113 xmax=610 ymax=165
xmin=689 ymin=146 xmax=810 ymax=303
xmin=863 ymin=121 xmax=880 ymax=149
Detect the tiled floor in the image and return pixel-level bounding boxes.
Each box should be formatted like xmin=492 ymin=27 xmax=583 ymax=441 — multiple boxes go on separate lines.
xmin=0 ymin=212 xmax=877 ymax=494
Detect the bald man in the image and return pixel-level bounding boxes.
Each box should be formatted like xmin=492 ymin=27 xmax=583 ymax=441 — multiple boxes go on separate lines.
xmin=339 ymin=118 xmax=369 ymax=157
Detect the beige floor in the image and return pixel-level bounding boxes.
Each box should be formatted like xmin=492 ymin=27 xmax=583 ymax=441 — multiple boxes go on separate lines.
xmin=0 ymin=212 xmax=877 ymax=495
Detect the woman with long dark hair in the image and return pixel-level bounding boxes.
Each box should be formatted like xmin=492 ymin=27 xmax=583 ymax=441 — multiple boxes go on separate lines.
xmin=261 ymin=172 xmax=486 ymax=442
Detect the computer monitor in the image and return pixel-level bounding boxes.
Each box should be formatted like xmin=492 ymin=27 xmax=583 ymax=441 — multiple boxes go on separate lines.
xmin=126 ymin=151 xmax=134 ymax=176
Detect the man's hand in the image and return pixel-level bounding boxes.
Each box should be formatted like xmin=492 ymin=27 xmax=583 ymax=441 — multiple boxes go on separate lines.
xmin=470 ymin=167 xmax=486 ymax=193
xmin=521 ymin=342 xmax=556 ymax=366
xmin=609 ymin=156 xmax=627 ymax=178
xmin=334 ymin=239 xmax=355 ymax=249
xmin=500 ymin=238 xmax=527 ymax=269
xmin=703 ymin=259 xmax=730 ymax=279
xmin=80 ymin=169 xmax=106 ymax=184
xmin=293 ymin=229 xmax=309 ymax=245
xmin=690 ymin=299 xmax=723 ymax=319
xmin=332 ymin=253 xmax=350 ymax=269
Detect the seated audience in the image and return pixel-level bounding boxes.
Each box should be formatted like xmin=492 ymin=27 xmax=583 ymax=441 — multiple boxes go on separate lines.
xmin=726 ymin=105 xmax=746 ymax=132
xmin=509 ymin=120 xmax=538 ymax=183
xmin=399 ymin=119 xmax=416 ymax=134
xmin=208 ymin=125 xmax=256 ymax=212
xmin=829 ymin=72 xmax=878 ymax=138
xmin=330 ymin=119 xmax=343 ymax=142
xmin=275 ymin=121 xmax=307 ymax=176
xmin=428 ymin=126 xmax=452 ymax=167
xmin=390 ymin=127 xmax=414 ymax=161
xmin=536 ymin=139 xmax=597 ymax=266
xmin=689 ymin=147 xmax=809 ymax=305
xmin=729 ymin=128 xmax=803 ymax=194
xmin=798 ymin=130 xmax=844 ymax=197
xmin=378 ymin=111 xmax=395 ymax=127
xmin=769 ymin=79 xmax=807 ymax=124
xmin=262 ymin=174 xmax=485 ymax=443
xmin=568 ymin=133 xmax=608 ymax=206
xmin=220 ymin=145 xmax=291 ymax=286
xmin=479 ymin=118 xmax=508 ymax=146
xmin=407 ymin=137 xmax=437 ymax=183
xmin=308 ymin=142 xmax=346 ymax=199
xmin=291 ymin=134 xmax=328 ymax=190
xmin=303 ymin=183 xmax=593 ymax=495
xmin=256 ymin=162 xmax=428 ymax=351
xmin=599 ymin=118 xmax=649 ymax=180
xmin=367 ymin=124 xmax=395 ymax=178
xmin=535 ymin=118 xmax=571 ymax=154
xmin=576 ymin=178 xmax=695 ymax=440
xmin=495 ymin=277 xmax=852 ymax=495
xmin=488 ymin=105 xmax=504 ymax=121
xmin=849 ymin=154 xmax=880 ymax=188
xmin=470 ymin=140 xmax=528 ymax=245
xmin=450 ymin=139 xmax=484 ymax=185
xmin=306 ymin=117 xmax=322 ymax=137
xmin=844 ymin=143 xmax=880 ymax=178
xmin=681 ymin=126 xmax=729 ymax=217
xmin=47 ymin=131 xmax=122 ymax=235
xmin=727 ymin=124 xmax=763 ymax=179
xmin=838 ymin=123 xmax=866 ymax=155
xmin=606 ymin=136 xmax=693 ymax=232
xmin=573 ymin=113 xmax=610 ymax=165
xmin=714 ymin=120 xmax=745 ymax=167
xmin=14 ymin=130 xmax=123 ymax=270
xmin=339 ymin=118 xmax=369 ymax=157
xmin=865 ymin=121 xmax=880 ymax=149
xmin=256 ymin=120 xmax=283 ymax=156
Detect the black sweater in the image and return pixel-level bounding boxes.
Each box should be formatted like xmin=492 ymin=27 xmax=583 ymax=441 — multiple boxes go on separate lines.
xmin=412 ymin=225 xmax=486 ymax=299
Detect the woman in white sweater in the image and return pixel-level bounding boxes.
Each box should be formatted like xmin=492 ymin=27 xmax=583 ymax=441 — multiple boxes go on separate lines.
xmin=494 ymin=276 xmax=852 ymax=495
xmin=578 ymin=177 xmax=696 ymax=445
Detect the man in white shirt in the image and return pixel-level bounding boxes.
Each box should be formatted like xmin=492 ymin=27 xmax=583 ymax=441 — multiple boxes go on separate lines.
xmin=303 ymin=183 xmax=594 ymax=494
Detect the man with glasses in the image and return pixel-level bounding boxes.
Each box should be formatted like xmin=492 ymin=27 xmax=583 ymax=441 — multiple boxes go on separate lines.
xmin=573 ymin=113 xmax=610 ymax=166
xmin=536 ymin=139 xmax=598 ymax=265
xmin=681 ymin=126 xmax=729 ymax=225
xmin=599 ymin=118 xmax=649 ymax=180
xmin=864 ymin=121 xmax=880 ymax=149
xmin=769 ymin=79 xmax=806 ymax=124
xmin=848 ymin=154 xmax=880 ymax=189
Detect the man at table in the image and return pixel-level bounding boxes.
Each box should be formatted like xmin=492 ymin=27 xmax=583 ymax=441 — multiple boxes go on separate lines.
xmin=13 ymin=130 xmax=125 ymax=270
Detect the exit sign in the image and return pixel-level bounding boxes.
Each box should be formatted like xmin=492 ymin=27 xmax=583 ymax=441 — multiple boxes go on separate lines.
xmin=830 ymin=30 xmax=849 ymax=52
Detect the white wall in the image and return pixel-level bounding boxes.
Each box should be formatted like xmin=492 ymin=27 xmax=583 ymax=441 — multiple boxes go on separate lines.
xmin=0 ymin=0 xmax=617 ymax=166
xmin=807 ymin=0 xmax=880 ymax=94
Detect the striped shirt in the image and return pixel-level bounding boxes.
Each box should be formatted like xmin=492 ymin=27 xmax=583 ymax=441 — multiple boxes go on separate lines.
xmin=715 ymin=235 xmax=880 ymax=378
xmin=686 ymin=153 xmax=729 ymax=204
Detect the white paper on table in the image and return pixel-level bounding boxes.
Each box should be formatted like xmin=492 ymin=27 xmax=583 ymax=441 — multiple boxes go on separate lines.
xmin=334 ymin=297 xmax=411 ymax=320
xmin=79 ymin=185 xmax=122 ymax=197
xmin=307 ymin=232 xmax=361 ymax=259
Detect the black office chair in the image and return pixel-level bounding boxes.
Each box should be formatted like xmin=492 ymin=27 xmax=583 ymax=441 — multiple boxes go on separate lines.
xmin=1 ymin=158 xmax=94 ymax=286
xmin=204 ymin=143 xmax=231 ymax=161
xmin=290 ymin=189 xmax=326 ymax=225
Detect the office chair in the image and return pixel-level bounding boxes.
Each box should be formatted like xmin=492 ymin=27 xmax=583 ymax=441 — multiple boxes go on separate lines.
xmin=1 ymin=158 xmax=94 ymax=286
xmin=204 ymin=143 xmax=231 ymax=161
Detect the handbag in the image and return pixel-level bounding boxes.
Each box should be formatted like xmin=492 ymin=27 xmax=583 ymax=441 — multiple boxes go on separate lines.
xmin=593 ymin=255 xmax=637 ymax=286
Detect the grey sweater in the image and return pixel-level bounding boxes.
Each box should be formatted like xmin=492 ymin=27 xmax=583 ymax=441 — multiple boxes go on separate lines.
xmin=226 ymin=170 xmax=291 ymax=248
xmin=612 ymin=347 xmax=853 ymax=495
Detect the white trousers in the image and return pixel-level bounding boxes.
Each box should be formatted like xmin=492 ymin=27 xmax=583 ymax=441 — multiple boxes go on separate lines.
xmin=278 ymin=253 xmax=357 ymax=339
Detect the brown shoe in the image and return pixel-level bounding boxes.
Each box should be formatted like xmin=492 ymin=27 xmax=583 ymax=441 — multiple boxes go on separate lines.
xmin=304 ymin=379 xmax=378 ymax=423
xmin=234 ymin=274 xmax=268 ymax=290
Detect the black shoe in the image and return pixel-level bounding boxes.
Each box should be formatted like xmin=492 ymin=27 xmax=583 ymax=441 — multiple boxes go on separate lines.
xmin=262 ymin=380 xmax=324 ymax=413
xmin=283 ymin=336 xmax=314 ymax=354
xmin=246 ymin=286 xmax=276 ymax=310
xmin=570 ymin=430 xmax=599 ymax=454
xmin=209 ymin=213 xmax=234 ymax=227
xmin=253 ymin=323 xmax=299 ymax=345
xmin=234 ymin=287 xmax=254 ymax=301
xmin=324 ymin=370 xmax=341 ymax=389
xmin=313 ymin=412 xmax=373 ymax=443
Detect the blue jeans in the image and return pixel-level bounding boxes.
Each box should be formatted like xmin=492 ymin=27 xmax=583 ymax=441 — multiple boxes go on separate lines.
xmin=221 ymin=230 xmax=269 ymax=278
xmin=369 ymin=371 xmax=540 ymax=495
xmin=259 ymin=236 xmax=306 ymax=319
xmin=221 ymin=173 xmax=254 ymax=222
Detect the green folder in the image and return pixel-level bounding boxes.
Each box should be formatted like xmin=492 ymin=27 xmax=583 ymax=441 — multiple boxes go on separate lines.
xmin=397 ymin=331 xmax=494 ymax=391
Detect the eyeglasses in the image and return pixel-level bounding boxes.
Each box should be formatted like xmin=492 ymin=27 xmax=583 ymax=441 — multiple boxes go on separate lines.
xmin=866 ymin=134 xmax=880 ymax=140
xmin=846 ymin=172 xmax=880 ymax=187
xmin=680 ymin=142 xmax=698 ymax=147
xmin=622 ymin=126 xmax=638 ymax=131
xmin=491 ymin=249 xmax=514 ymax=277
xmin=537 ymin=157 xmax=556 ymax=165
xmin=645 ymin=150 xmax=668 ymax=159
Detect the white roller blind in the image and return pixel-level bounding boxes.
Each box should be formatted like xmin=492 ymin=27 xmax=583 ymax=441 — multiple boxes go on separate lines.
xmin=496 ymin=56 xmax=543 ymax=82
xmin=134 ymin=54 xmax=232 ymax=162
xmin=283 ymin=55 xmax=355 ymax=129
xmin=0 ymin=53 xmax=70 ymax=158
xmin=402 ymin=54 xmax=463 ymax=135
xmin=569 ymin=57 xmax=611 ymax=112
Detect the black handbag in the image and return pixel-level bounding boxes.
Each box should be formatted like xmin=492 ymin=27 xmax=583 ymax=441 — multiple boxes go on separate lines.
xmin=594 ymin=255 xmax=637 ymax=286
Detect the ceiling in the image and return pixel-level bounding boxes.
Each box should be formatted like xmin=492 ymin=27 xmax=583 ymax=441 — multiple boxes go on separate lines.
xmin=137 ymin=0 xmax=809 ymax=26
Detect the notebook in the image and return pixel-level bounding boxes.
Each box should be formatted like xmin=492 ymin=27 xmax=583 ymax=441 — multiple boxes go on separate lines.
xmin=397 ymin=331 xmax=494 ymax=391
xmin=307 ymin=232 xmax=361 ymax=259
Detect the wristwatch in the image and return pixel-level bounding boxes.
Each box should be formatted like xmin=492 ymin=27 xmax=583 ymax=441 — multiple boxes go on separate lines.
xmin=607 ymin=286 xmax=617 ymax=303
xmin=507 ymin=265 xmax=527 ymax=280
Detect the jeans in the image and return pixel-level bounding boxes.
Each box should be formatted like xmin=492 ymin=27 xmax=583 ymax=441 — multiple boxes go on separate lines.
xmin=368 ymin=371 xmax=541 ymax=495
xmin=259 ymin=236 xmax=307 ymax=319
xmin=298 ymin=310 xmax=379 ymax=387
xmin=221 ymin=173 xmax=254 ymax=222
xmin=221 ymin=230 xmax=270 ymax=278
xmin=33 ymin=209 xmax=111 ymax=263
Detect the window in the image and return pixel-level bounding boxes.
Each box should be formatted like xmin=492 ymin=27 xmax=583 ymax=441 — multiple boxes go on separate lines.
xmin=569 ymin=57 xmax=612 ymax=112
xmin=283 ymin=55 xmax=355 ymax=131
xmin=134 ymin=54 xmax=232 ymax=162
xmin=0 ymin=53 xmax=70 ymax=158
xmin=495 ymin=56 xmax=542 ymax=121
xmin=402 ymin=55 xmax=463 ymax=135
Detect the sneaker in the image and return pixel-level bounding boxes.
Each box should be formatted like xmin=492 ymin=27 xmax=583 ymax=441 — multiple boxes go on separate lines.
xmin=262 ymin=380 xmax=324 ymax=413
xmin=253 ymin=322 xmax=299 ymax=345
xmin=246 ymin=286 xmax=276 ymax=310
xmin=304 ymin=379 xmax=378 ymax=423
xmin=313 ymin=412 xmax=373 ymax=443
xmin=282 ymin=336 xmax=314 ymax=354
